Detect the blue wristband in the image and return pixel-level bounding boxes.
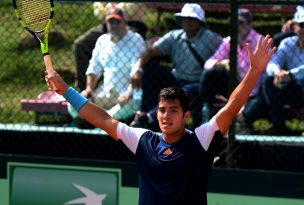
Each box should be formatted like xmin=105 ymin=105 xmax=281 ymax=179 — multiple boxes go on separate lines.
xmin=63 ymin=87 xmax=88 ymax=111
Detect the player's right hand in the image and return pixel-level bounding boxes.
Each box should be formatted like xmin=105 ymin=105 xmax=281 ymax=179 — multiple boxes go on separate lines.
xmin=45 ymin=71 xmax=69 ymax=96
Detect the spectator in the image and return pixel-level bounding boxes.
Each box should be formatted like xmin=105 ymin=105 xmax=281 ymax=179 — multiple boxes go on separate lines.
xmin=263 ymin=7 xmax=304 ymax=134
xmin=74 ymin=3 xmax=147 ymax=90
xmin=199 ymin=8 xmax=266 ymax=130
xmin=69 ymin=7 xmax=146 ymax=126
xmin=45 ymin=34 xmax=275 ymax=205
xmin=271 ymin=6 xmax=304 ymax=48
xmin=130 ymin=3 xmax=223 ymax=130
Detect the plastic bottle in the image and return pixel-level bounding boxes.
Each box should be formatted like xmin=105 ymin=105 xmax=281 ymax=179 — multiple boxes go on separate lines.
xmin=133 ymin=88 xmax=143 ymax=111
xmin=202 ymin=103 xmax=210 ymax=123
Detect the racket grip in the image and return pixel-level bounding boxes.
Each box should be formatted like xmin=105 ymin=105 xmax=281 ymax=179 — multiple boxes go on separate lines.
xmin=44 ymin=54 xmax=58 ymax=91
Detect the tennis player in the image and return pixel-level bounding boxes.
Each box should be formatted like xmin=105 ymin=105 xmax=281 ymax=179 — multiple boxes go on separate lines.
xmin=45 ymin=35 xmax=276 ymax=205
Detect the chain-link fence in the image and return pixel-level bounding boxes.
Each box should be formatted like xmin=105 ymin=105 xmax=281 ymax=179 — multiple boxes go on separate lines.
xmin=0 ymin=1 xmax=304 ymax=171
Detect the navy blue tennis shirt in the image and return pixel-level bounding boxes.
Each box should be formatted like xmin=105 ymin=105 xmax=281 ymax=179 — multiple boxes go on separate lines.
xmin=117 ymin=117 xmax=224 ymax=205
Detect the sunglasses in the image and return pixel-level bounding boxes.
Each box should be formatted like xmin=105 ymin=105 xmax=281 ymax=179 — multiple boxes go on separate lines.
xmin=107 ymin=19 xmax=122 ymax=25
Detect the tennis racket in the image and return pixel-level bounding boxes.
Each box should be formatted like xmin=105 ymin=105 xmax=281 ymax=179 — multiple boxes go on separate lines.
xmin=12 ymin=0 xmax=57 ymax=90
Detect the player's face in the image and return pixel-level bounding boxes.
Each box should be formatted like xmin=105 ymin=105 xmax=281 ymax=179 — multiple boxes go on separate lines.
xmin=157 ymin=99 xmax=189 ymax=140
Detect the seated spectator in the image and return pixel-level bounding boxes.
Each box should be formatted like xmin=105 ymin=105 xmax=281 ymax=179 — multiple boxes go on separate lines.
xmin=199 ymin=8 xmax=267 ymax=130
xmin=263 ymin=7 xmax=304 ymax=134
xmin=74 ymin=2 xmax=147 ymax=90
xmin=69 ymin=7 xmax=146 ymax=127
xmin=130 ymin=3 xmax=223 ymax=130
xmin=271 ymin=6 xmax=304 ymax=48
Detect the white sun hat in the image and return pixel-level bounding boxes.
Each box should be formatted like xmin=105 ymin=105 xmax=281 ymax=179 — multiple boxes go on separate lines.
xmin=296 ymin=5 xmax=304 ymax=11
xmin=294 ymin=6 xmax=304 ymax=23
xmin=175 ymin=4 xmax=205 ymax=22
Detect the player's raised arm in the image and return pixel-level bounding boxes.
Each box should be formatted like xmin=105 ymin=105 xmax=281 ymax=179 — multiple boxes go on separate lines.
xmin=215 ymin=35 xmax=276 ymax=134
xmin=45 ymin=71 xmax=119 ymax=140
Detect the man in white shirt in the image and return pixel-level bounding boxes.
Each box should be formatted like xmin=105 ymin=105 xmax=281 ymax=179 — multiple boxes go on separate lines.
xmin=70 ymin=8 xmax=145 ymax=124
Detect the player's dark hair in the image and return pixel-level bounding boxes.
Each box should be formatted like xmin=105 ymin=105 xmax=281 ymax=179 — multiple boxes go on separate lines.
xmin=157 ymin=87 xmax=190 ymax=113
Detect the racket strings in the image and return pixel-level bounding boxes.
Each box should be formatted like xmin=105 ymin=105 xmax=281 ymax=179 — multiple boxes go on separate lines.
xmin=16 ymin=0 xmax=51 ymax=32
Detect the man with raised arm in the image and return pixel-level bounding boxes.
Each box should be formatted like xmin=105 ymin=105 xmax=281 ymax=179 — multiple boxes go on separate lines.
xmin=45 ymin=35 xmax=275 ymax=205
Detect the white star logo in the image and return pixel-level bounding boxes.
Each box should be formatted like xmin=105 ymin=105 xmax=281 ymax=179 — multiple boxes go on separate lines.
xmin=64 ymin=184 xmax=107 ymax=205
